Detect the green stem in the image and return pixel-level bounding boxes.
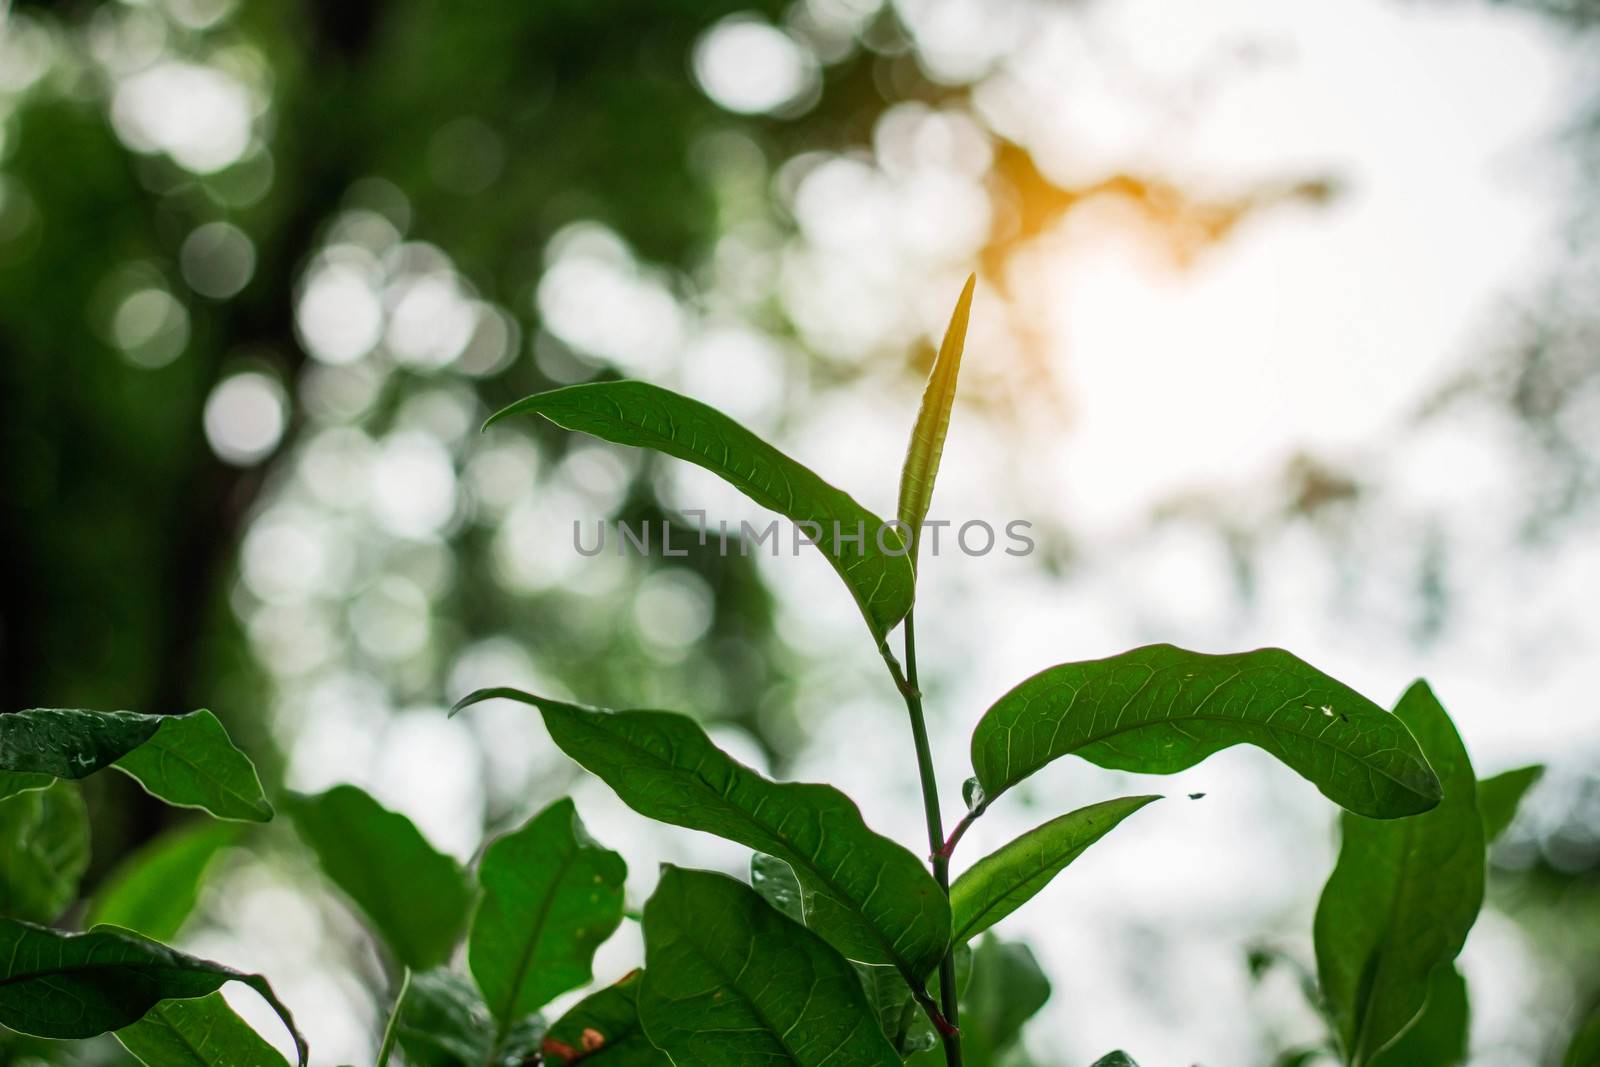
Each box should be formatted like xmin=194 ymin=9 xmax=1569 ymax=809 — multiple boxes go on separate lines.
xmin=375 ymin=967 xmax=412 ymax=1067
xmin=894 ymin=611 xmax=963 ymax=1067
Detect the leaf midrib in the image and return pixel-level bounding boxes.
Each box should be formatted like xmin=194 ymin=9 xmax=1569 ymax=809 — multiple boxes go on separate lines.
xmin=494 ymin=843 xmax=581 ymax=1025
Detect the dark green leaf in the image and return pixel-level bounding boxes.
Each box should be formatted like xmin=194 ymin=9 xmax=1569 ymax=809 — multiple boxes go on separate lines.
xmin=543 ymin=970 xmax=668 ymax=1066
xmin=0 ymin=772 xmax=53 ymax=802
xmin=470 ymin=798 xmax=627 ymax=1023
xmin=951 ymin=795 xmax=1158 ymax=943
xmin=87 ymin=823 xmax=238 ymax=941
xmin=0 ymin=780 xmax=89 ymax=923
xmin=1477 ymin=764 xmax=1544 ymax=844
xmin=1091 ymin=1055 xmax=1141 ymax=1067
xmin=898 ymin=273 xmax=975 ymax=565
xmin=288 ymin=785 xmax=473 ymax=972
xmin=1566 ymin=1003 xmax=1600 ymax=1067
xmin=970 ymin=645 xmax=1442 ymax=820
xmin=638 ymin=866 xmax=901 ymax=1066
xmin=0 ymin=917 xmax=306 ymax=1065
xmin=1369 ymin=964 xmax=1469 ymax=1067
xmin=455 ymin=689 xmax=950 ymax=980
xmin=964 ymin=935 xmax=1050 ymax=1059
xmin=484 ymin=381 xmax=915 ymax=644
xmin=394 ymin=970 xmax=492 ymax=1067
xmin=0 ymin=708 xmax=271 ymax=822
xmin=1314 ymin=681 xmax=1484 ymax=1066
xmin=116 ymin=992 xmax=290 ymax=1067
xmin=114 ymin=711 xmax=273 ymax=822
xmin=752 ymin=854 xmax=937 ymax=1057
xmin=0 ymin=708 xmax=161 ymax=777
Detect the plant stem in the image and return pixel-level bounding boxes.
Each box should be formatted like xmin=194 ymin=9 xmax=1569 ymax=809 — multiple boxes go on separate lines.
xmin=896 ymin=611 xmax=963 ymax=1067
xmin=375 ymin=967 xmax=412 ymax=1067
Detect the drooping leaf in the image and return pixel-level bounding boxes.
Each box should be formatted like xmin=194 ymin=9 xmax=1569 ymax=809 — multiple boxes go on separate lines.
xmin=1314 ymin=682 xmax=1484 ymax=1067
xmin=969 ymin=645 xmax=1442 ymax=820
xmin=0 ymin=708 xmax=271 ymax=822
xmin=897 ymin=273 xmax=976 ymax=565
xmin=1368 ymin=963 xmax=1469 ymax=1067
xmin=638 ymin=866 xmax=902 ymax=1066
xmin=116 ymin=992 xmax=290 ymax=1067
xmin=542 ymin=970 xmax=668 ymax=1066
xmin=87 ymin=822 xmax=238 ymax=941
xmin=963 ymin=935 xmax=1050 ymax=1061
xmin=454 ymin=688 xmax=949 ymax=980
xmin=470 ymin=798 xmax=627 ymax=1024
xmin=751 ymin=854 xmax=939 ymax=1058
xmin=484 ymin=381 xmax=915 ymax=644
xmin=288 ymin=785 xmax=473 ymax=972
xmin=951 ymin=795 xmax=1159 ymax=943
xmin=1477 ymin=764 xmax=1544 ymax=844
xmin=0 ymin=917 xmax=307 ymax=1066
xmin=113 ymin=711 xmax=274 ymax=822
xmin=0 ymin=780 xmax=90 ymax=923
xmin=393 ymin=970 xmax=493 ymax=1067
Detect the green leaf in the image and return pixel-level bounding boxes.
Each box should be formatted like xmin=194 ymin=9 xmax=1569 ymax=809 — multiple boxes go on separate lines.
xmin=1091 ymin=1055 xmax=1141 ymax=1067
xmin=87 ymin=823 xmax=238 ymax=941
xmin=969 ymin=645 xmax=1442 ymax=820
xmin=470 ymin=798 xmax=627 ymax=1024
xmin=0 ymin=780 xmax=90 ymax=923
xmin=638 ymin=866 xmax=902 ymax=1066
xmin=898 ymin=273 xmax=976 ymax=566
xmin=543 ymin=970 xmax=669 ymax=1066
xmin=0 ymin=708 xmax=271 ymax=822
xmin=1565 ymin=1003 xmax=1600 ymax=1067
xmin=963 ymin=935 xmax=1050 ymax=1060
xmin=455 ymin=688 xmax=950 ymax=981
xmin=751 ymin=854 xmax=938 ymax=1057
xmin=0 ymin=708 xmax=161 ymax=777
xmin=1314 ymin=681 xmax=1485 ymax=1067
xmin=0 ymin=917 xmax=307 ymax=1065
xmin=114 ymin=711 xmax=273 ymax=822
xmin=484 ymin=381 xmax=915 ymax=645
xmin=288 ymin=785 xmax=473 ymax=972
xmin=116 ymin=992 xmax=290 ymax=1067
xmin=1368 ymin=964 xmax=1469 ymax=1067
xmin=0 ymin=772 xmax=53 ymax=802
xmin=1477 ymin=764 xmax=1544 ymax=844
xmin=393 ymin=970 xmax=493 ymax=1067
xmin=951 ymin=795 xmax=1159 ymax=943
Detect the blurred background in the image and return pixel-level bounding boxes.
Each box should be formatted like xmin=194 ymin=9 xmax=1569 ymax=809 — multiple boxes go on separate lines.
xmin=1 ymin=0 xmax=1598 ymax=1063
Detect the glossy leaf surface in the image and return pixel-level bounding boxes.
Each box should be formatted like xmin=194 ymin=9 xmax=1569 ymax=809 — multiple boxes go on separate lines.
xmin=116 ymin=992 xmax=289 ymax=1067
xmin=87 ymin=823 xmax=238 ymax=941
xmin=455 ymin=688 xmax=949 ymax=978
xmin=0 ymin=772 xmax=52 ymax=801
xmin=0 ymin=708 xmax=160 ymax=777
xmin=394 ymin=970 xmax=493 ymax=1067
xmin=0 ymin=780 xmax=89 ymax=923
xmin=970 ymin=645 xmax=1441 ymax=819
xmin=0 ymin=918 xmax=306 ymax=1065
xmin=638 ymin=866 xmax=901 ymax=1066
xmin=1314 ymin=682 xmax=1484 ymax=1067
xmin=485 ymin=381 xmax=914 ymax=643
xmin=470 ymin=798 xmax=627 ymax=1023
xmin=542 ymin=970 xmax=668 ymax=1066
xmin=288 ymin=785 xmax=473 ymax=972
xmin=951 ymin=794 xmax=1158 ymax=943
xmin=897 ymin=273 xmax=975 ymax=564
